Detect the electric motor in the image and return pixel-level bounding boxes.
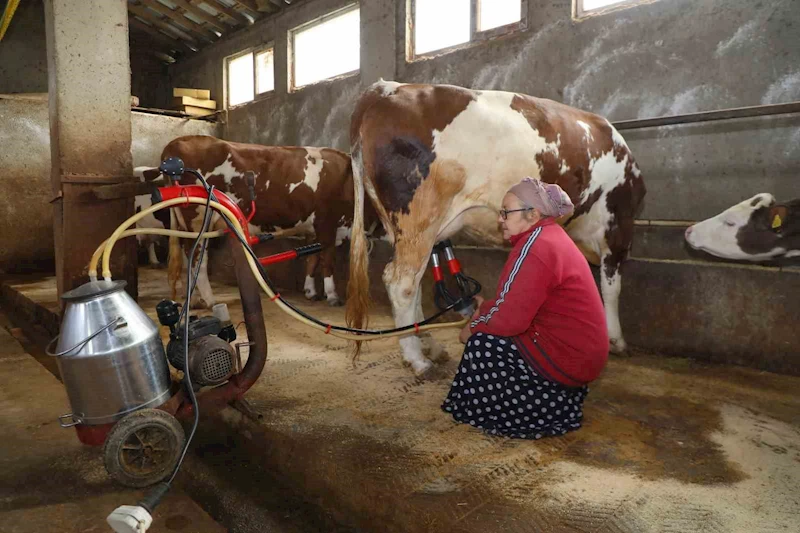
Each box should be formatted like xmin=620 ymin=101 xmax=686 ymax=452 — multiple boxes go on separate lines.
xmin=165 ymin=315 xmax=237 ymax=387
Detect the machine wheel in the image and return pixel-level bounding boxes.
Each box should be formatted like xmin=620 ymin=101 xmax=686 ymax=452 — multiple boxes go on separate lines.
xmin=103 ymin=408 xmax=185 ymax=488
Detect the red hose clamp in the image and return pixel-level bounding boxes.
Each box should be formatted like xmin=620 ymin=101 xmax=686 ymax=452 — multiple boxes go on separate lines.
xmin=270 ymin=293 xmax=281 ymax=302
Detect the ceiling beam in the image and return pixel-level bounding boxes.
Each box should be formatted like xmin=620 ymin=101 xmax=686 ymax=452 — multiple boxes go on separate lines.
xmin=204 ymin=0 xmax=252 ymax=26
xmin=232 ymin=0 xmax=266 ymax=15
xmin=137 ymin=0 xmax=218 ymax=43
xmin=172 ymin=0 xmax=230 ymax=32
xmin=128 ymin=3 xmax=199 ymax=46
xmin=129 ymin=17 xmax=193 ymax=55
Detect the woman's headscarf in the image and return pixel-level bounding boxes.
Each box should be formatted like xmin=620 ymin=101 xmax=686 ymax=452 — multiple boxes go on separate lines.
xmin=508 ymin=177 xmax=574 ymax=218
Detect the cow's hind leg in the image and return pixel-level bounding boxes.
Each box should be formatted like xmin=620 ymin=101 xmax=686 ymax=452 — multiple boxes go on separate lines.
xmin=320 ymin=245 xmax=342 ymax=307
xmin=600 ymin=251 xmax=625 ymax=353
xmin=147 ymin=241 xmax=160 ymax=266
xmin=304 ymin=253 xmax=319 ymax=301
xmin=384 ymin=241 xmax=437 ymax=376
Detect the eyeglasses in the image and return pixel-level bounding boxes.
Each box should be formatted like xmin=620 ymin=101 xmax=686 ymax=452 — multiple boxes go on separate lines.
xmin=499 ymin=208 xmax=532 ymax=220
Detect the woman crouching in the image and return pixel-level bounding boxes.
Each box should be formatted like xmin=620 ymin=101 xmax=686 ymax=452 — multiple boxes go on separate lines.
xmin=442 ymin=178 xmax=609 ymax=439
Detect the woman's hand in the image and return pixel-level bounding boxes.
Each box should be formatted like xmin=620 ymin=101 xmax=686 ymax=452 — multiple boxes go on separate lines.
xmin=472 ymin=295 xmax=485 ymax=319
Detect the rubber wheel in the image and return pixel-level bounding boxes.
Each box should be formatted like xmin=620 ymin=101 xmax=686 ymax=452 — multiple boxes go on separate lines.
xmin=103 ymin=408 xmax=185 ymax=488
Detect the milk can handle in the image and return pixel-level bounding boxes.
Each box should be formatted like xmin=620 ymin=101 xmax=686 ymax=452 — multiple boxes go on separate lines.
xmin=46 ymin=317 xmax=126 ymax=357
xmin=58 ymin=413 xmax=83 ymax=428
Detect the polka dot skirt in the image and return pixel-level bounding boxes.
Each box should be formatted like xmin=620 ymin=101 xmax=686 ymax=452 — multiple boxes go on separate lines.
xmin=442 ymin=332 xmax=588 ymax=439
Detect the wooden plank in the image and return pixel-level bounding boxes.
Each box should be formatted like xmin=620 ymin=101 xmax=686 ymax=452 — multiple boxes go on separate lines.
xmin=128 ymin=3 xmax=199 ymax=45
xmin=129 ymin=17 xmax=194 ymax=54
xmin=174 ymin=0 xmax=229 ymax=32
xmin=174 ymin=96 xmax=217 ymax=109
xmin=174 ymin=88 xmax=212 ymax=99
xmin=181 ymin=105 xmax=216 ymax=117
xmin=204 ymin=0 xmax=251 ymax=25
xmin=138 ymin=0 xmax=218 ymax=42
xmin=232 ymin=0 xmax=267 ymax=15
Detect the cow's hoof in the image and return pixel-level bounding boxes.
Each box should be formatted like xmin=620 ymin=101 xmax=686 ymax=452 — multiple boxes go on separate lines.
xmin=304 ymin=291 xmax=316 ymax=300
xmin=327 ymin=298 xmax=344 ymax=307
xmin=609 ymin=338 xmax=628 ymax=355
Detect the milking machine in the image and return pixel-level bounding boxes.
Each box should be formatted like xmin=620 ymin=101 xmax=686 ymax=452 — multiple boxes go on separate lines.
xmin=48 ymin=156 xmax=480 ymax=532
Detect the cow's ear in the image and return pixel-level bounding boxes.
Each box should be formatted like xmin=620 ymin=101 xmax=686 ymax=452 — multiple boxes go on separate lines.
xmin=769 ymin=205 xmax=788 ymax=232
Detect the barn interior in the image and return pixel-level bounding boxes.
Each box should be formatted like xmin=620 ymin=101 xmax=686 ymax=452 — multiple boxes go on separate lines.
xmin=1 ymin=1 xmax=798 ymax=532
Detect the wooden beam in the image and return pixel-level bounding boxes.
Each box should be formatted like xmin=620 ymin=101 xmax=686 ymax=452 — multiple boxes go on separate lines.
xmin=129 ymin=17 xmax=195 ymax=54
xmin=174 ymin=0 xmax=229 ymax=32
xmin=232 ymin=0 xmax=266 ymax=15
xmin=128 ymin=3 xmax=199 ymax=45
xmin=204 ymin=0 xmax=252 ymax=26
xmin=138 ymin=0 xmax=218 ymax=43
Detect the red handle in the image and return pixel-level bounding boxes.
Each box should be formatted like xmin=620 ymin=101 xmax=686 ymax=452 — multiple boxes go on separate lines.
xmin=447 ymin=258 xmax=462 ymax=275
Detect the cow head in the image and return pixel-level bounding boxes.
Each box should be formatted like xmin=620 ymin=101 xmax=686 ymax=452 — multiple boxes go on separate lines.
xmin=685 ymin=193 xmax=799 ymax=261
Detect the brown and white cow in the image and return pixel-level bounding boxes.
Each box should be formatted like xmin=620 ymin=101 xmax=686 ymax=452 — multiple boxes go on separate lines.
xmin=160 ymin=135 xmax=380 ymax=308
xmin=134 ymin=166 xmax=170 ymax=267
xmin=346 ymin=81 xmax=646 ymax=376
xmin=685 ymin=194 xmax=800 ymax=261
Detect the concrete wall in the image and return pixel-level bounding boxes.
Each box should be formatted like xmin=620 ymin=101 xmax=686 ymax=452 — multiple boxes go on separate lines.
xmin=0 ymin=97 xmax=219 ymax=270
xmin=169 ymin=0 xmax=363 ymax=150
xmin=0 ymin=0 xmax=173 ymax=108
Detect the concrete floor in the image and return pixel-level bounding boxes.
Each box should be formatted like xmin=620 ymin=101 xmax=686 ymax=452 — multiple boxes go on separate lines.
xmin=3 ymin=268 xmax=800 ymax=532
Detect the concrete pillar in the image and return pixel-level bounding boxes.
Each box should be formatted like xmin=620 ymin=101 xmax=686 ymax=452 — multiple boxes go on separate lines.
xmin=44 ymin=0 xmax=137 ymax=301
xmin=360 ymin=0 xmax=397 ymax=85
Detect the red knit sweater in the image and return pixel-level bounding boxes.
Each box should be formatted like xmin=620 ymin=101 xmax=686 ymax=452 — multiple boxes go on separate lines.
xmin=469 ymin=219 xmax=608 ymax=387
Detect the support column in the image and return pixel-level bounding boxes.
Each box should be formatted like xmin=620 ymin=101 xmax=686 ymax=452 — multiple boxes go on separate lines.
xmin=45 ymin=0 xmax=137 ymax=301
xmin=360 ymin=0 xmax=397 ymax=86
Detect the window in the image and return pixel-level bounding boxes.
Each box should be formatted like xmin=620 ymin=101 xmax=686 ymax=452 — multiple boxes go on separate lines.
xmin=227 ymin=52 xmax=254 ymax=107
xmin=478 ymin=0 xmax=522 ymax=31
xmin=291 ymin=5 xmax=360 ymax=90
xmin=577 ymin=0 xmax=636 ymax=16
xmin=225 ymin=45 xmax=275 ymax=108
xmin=411 ymin=0 xmax=525 ymax=58
xmin=256 ymin=48 xmax=275 ymax=94
xmin=414 ymin=0 xmax=470 ymax=55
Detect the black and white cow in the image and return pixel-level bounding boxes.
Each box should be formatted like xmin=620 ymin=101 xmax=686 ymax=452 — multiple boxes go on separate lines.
xmin=685 ymin=193 xmax=800 ymax=261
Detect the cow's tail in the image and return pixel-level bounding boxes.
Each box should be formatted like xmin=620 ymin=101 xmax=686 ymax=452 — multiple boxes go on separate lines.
xmin=345 ymin=147 xmax=371 ymax=357
xmin=167 ymin=208 xmax=183 ymax=301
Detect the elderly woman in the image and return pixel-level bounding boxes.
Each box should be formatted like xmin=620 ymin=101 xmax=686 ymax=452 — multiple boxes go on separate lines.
xmin=442 ymin=178 xmax=608 ymax=439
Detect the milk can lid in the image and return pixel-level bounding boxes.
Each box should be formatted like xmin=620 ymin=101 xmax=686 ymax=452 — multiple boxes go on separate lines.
xmin=61 ymin=280 xmax=128 ymax=302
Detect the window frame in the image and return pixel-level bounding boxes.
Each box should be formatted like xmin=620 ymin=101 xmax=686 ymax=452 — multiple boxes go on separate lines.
xmin=224 ymin=43 xmax=275 ymax=110
xmin=288 ymin=3 xmax=361 ymax=93
xmin=574 ymin=0 xmax=644 ymax=18
xmin=407 ymin=0 xmax=528 ymax=61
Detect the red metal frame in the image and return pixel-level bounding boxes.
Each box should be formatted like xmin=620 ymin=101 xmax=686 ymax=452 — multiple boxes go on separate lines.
xmin=158 ymin=184 xmax=260 ymax=246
